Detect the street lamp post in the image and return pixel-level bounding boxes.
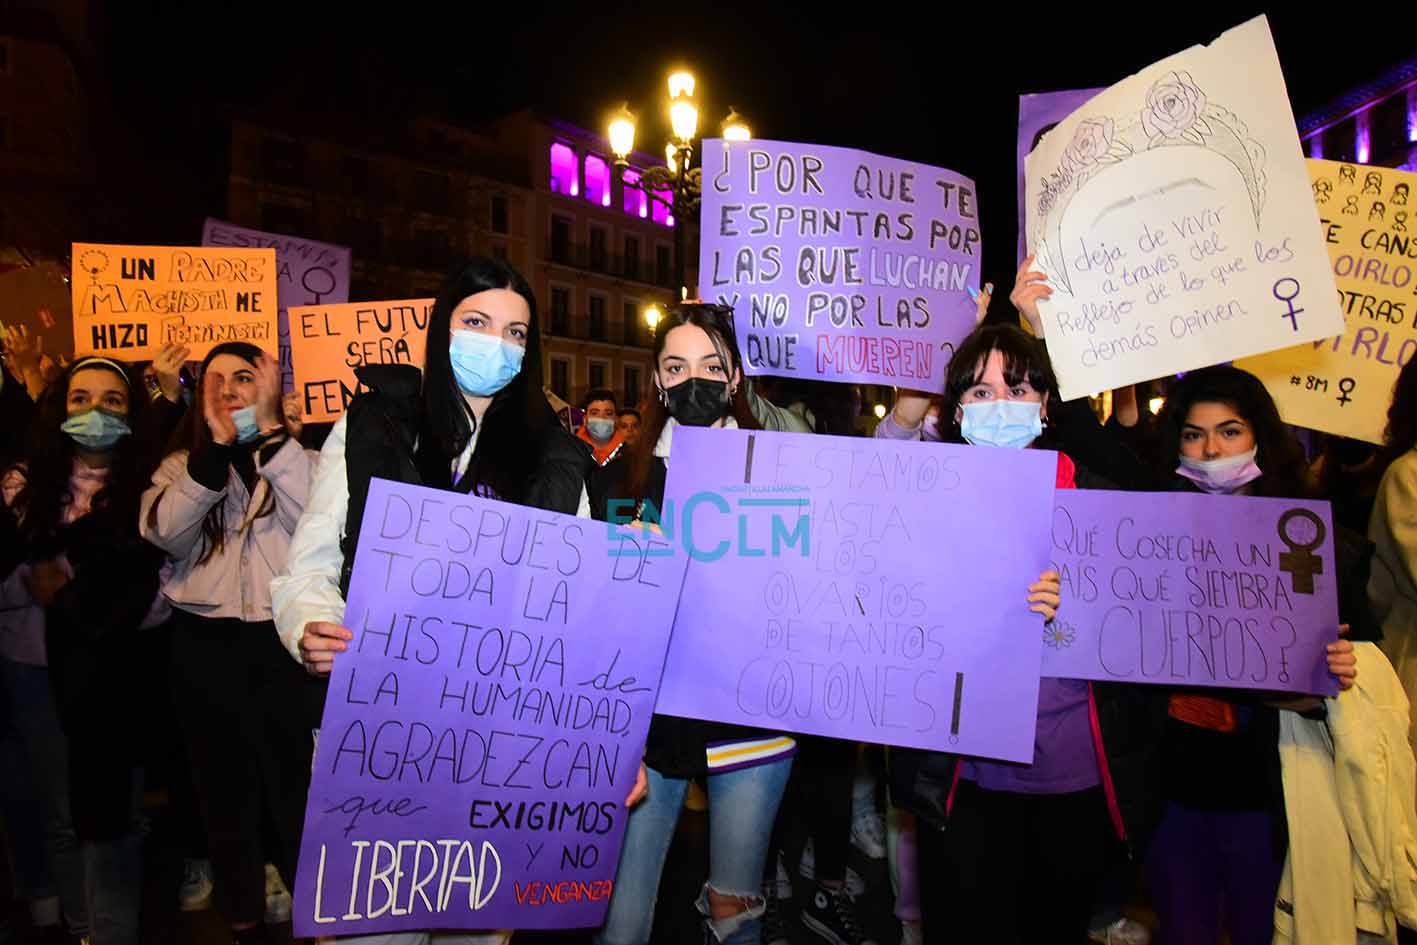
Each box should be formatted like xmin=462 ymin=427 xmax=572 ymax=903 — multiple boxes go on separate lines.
xmin=608 ymin=71 xmax=751 ymax=305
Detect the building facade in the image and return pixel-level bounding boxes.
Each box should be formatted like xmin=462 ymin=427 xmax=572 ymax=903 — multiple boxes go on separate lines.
xmin=224 ymin=109 xmax=688 ymax=413
xmin=1301 ymin=56 xmax=1417 ymax=171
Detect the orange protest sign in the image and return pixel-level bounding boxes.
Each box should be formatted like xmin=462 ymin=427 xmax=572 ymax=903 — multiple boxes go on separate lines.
xmin=288 ymin=299 xmax=432 ymax=423
xmin=71 ymin=243 xmax=278 ymax=360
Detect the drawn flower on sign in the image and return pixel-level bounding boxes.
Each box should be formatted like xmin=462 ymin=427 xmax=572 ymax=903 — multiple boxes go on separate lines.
xmin=1141 ymin=71 xmax=1209 ymax=145
xmin=1063 ymin=118 xmax=1115 ymax=175
xmin=1043 ymin=620 xmax=1076 ymax=650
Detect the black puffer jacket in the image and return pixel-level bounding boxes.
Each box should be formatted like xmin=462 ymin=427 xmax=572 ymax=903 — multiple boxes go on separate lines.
xmin=338 ymin=364 xmax=590 ymax=595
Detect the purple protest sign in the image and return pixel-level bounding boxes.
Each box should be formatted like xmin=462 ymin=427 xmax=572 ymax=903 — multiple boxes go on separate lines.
xmin=1017 ymin=89 xmax=1105 ymax=265
xmin=699 ymin=138 xmax=980 ymax=391
xmin=1043 ymin=490 xmax=1340 ymax=695
xmin=292 ymin=479 xmax=687 ymax=936
xmin=202 ymin=219 xmax=352 ymax=391
xmin=650 ymin=428 xmax=1056 ymax=764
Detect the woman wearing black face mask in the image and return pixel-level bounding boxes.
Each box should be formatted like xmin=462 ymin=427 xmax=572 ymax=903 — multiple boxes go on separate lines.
xmin=1 ymin=356 xmax=167 ymax=945
xmin=596 ymin=303 xmax=797 ymax=945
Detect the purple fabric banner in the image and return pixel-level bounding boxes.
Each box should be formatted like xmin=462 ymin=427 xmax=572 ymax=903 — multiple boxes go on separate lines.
xmin=1042 ymin=490 xmax=1340 ymax=695
xmin=699 ymin=137 xmax=980 ymax=391
xmin=650 ymin=428 xmax=1057 ymax=764
xmin=292 ymin=480 xmax=686 ymax=936
xmin=201 ymin=218 xmax=352 ymax=391
xmin=1017 ymin=89 xmax=1105 ymax=265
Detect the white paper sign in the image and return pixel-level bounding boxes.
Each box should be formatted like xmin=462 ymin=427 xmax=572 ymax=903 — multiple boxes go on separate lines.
xmin=1023 ymin=15 xmax=1344 ymax=400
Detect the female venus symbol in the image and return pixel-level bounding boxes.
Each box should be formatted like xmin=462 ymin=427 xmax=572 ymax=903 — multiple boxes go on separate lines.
xmin=301 ymin=266 xmax=337 ymax=305
xmin=1273 ymin=278 xmax=1303 ymax=331
xmin=1337 ymin=377 xmax=1356 ymax=407
xmin=1277 ymin=508 xmax=1326 ymax=595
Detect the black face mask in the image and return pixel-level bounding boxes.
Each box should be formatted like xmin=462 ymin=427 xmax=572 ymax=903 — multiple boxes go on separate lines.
xmin=664 ymin=378 xmax=730 ymax=427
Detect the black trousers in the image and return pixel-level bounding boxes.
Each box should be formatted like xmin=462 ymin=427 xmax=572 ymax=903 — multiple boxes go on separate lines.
xmin=169 ymin=611 xmax=323 ymax=925
xmin=918 ymin=781 xmax=1116 ymax=945
xmin=770 ymin=735 xmax=856 ymax=883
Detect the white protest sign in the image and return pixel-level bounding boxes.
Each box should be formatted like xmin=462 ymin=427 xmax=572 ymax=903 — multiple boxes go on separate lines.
xmin=1023 ymin=15 xmax=1344 ymax=400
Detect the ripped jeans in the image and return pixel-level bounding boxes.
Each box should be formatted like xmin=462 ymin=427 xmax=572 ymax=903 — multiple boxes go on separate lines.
xmin=596 ymin=757 xmax=793 ymax=945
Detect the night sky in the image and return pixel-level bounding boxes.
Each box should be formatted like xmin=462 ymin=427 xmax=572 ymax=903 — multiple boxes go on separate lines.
xmin=95 ymin=3 xmax=1415 ymax=291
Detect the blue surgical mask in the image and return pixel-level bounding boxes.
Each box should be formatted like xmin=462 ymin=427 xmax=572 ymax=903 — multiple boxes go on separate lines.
xmin=959 ymin=400 xmax=1044 ymax=449
xmin=61 ymin=409 xmax=132 ymax=451
xmin=449 ymin=330 xmax=525 ymax=396
xmin=586 ymin=418 xmax=616 ymax=443
xmin=1176 ymin=448 xmax=1261 ymax=495
xmin=231 ymin=405 xmax=262 ymax=444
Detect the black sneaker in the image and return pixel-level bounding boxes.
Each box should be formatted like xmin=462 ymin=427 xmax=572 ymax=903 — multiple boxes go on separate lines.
xmin=800 ymin=883 xmax=877 ymax=945
xmin=762 ymin=879 xmax=790 ymax=945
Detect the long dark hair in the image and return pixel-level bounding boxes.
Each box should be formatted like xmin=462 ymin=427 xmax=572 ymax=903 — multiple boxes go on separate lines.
xmin=11 ymin=357 xmax=151 ymax=554
xmin=1380 ymin=356 xmax=1417 ymax=467
xmin=938 ymin=323 xmax=1060 ymax=446
xmin=159 ymin=342 xmax=277 ymax=565
xmin=1157 ymin=365 xmax=1311 ymax=499
xmin=421 ymin=257 xmax=549 ymax=503
xmin=625 ymin=302 xmax=753 ymax=499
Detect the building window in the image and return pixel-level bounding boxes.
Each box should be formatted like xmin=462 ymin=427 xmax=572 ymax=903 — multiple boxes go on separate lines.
xmin=550 ymin=358 xmax=570 ymax=400
xmin=651 ymin=188 xmax=673 ymax=226
xmin=1330 ymin=116 xmax=1358 ymax=164
xmin=550 ymin=215 xmax=572 ymax=265
xmin=550 ymin=287 xmax=571 ymax=335
xmin=589 ymin=226 xmax=607 ymax=272
xmin=585 ymin=154 xmax=611 ymax=207
xmin=491 ymin=194 xmax=509 ymax=234
xmin=550 ymin=142 xmax=578 ymax=196
xmin=589 ymin=361 xmax=608 ymax=391
xmin=623 ymin=301 xmax=640 ymax=346
xmin=624 ymin=365 xmax=642 ymax=406
xmin=260 ymin=203 xmax=308 ymax=236
xmin=414 ymin=171 xmax=450 ymax=213
xmin=624 ymin=236 xmax=641 ymax=281
xmin=413 ymin=227 xmax=452 ymax=270
xmin=589 ymin=295 xmax=606 ymax=341
xmin=622 ymin=169 xmax=648 ymax=218
xmin=656 ymin=245 xmax=673 ymax=288
xmin=1373 ymin=94 xmax=1410 ymax=165
xmin=260 ymin=137 xmax=304 ymax=185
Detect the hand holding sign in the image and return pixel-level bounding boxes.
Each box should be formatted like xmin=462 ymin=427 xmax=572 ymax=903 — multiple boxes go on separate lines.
xmin=151 ymin=343 xmax=190 ymax=403
xmin=298 ymin=620 xmax=352 ymax=676
xmin=1009 ymin=256 xmax=1052 ymax=338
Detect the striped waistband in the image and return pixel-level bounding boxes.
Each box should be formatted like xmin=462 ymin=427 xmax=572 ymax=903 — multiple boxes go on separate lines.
xmin=705 ymin=735 xmax=797 ymax=773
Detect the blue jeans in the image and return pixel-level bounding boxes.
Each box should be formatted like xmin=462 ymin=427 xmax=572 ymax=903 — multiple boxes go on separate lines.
xmin=0 ymin=658 xmax=87 ymax=936
xmin=596 ymin=757 xmax=793 ymax=945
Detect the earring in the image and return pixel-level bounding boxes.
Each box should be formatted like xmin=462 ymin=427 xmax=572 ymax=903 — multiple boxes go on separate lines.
xmin=657 ymin=385 xmax=669 ymax=407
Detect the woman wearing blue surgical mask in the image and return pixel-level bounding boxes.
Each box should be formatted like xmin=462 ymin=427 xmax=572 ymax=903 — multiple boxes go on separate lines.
xmin=139 ymin=342 xmax=317 ymax=944
xmin=1 ymin=356 xmax=167 ymax=945
xmin=270 ymin=257 xmax=592 ymax=945
xmin=879 ymin=320 xmax=1170 ymax=945
xmin=1011 ymin=262 xmax=1368 ymax=945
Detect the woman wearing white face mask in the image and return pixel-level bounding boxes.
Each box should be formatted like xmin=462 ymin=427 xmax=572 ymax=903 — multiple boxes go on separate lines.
xmin=270 ymin=257 xmax=593 ymax=945
xmin=1011 ymin=262 xmax=1369 ymax=945
xmin=881 ymin=320 xmax=1167 ymax=945
xmin=140 ymin=342 xmax=317 ymax=944
xmin=2 ymin=356 xmax=167 ymax=945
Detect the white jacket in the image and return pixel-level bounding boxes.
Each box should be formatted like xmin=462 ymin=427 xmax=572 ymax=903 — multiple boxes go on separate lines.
xmin=270 ymin=414 xmax=591 ymax=664
xmin=1274 ymin=643 xmax=1417 ymax=944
